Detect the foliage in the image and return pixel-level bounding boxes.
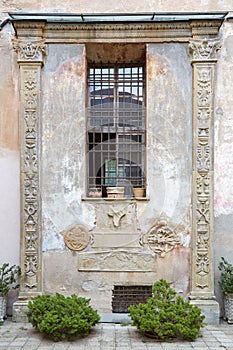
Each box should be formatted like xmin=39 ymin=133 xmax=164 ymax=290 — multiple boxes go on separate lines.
xmin=218 ymin=257 xmax=233 ymax=294
xmin=128 ymin=279 xmax=205 ymax=342
xmin=26 ymin=293 xmax=100 ymax=341
xmin=0 ymin=263 xmax=21 ymax=296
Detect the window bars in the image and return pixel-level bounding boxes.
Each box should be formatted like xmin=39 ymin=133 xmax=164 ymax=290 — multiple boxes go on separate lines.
xmin=87 ymin=64 xmax=145 ymax=197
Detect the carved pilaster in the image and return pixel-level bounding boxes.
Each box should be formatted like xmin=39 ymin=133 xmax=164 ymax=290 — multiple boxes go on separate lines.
xmin=189 ymin=37 xmax=220 ymax=323
xmin=12 ymin=39 xmax=47 ymax=321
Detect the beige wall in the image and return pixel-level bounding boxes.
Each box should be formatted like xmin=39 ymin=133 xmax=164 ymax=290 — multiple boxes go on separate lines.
xmin=0 ymin=0 xmax=232 ymax=14
xmin=0 ymin=22 xmax=19 ymax=266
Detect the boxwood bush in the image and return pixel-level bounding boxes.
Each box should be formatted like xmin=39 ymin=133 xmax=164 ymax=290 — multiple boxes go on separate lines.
xmin=128 ymin=279 xmax=205 ymax=341
xmin=26 ymin=293 xmax=100 ymax=341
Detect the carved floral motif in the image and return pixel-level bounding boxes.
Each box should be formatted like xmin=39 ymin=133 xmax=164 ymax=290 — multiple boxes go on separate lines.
xmin=24 ymin=70 xmax=38 ymax=109
xmin=189 ymin=38 xmax=221 ymax=61
xmin=12 ymin=39 xmax=47 ymax=62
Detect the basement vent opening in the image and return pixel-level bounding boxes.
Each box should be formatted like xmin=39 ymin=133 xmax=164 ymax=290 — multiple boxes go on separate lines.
xmin=112 ymin=285 xmax=152 ymax=313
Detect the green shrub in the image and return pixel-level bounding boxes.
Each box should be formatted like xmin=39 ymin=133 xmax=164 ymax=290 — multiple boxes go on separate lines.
xmin=218 ymin=257 xmax=233 ymax=294
xmin=128 ymin=279 xmax=205 ymax=342
xmin=0 ymin=263 xmax=21 ymax=296
xmin=26 ymin=293 xmax=100 ymax=341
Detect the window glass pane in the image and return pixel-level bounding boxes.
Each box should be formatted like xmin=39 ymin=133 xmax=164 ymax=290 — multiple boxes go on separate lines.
xmin=87 ymin=64 xmax=145 ymax=196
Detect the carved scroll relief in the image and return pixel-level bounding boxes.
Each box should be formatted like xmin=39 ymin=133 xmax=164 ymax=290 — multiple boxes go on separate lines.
xmin=13 ymin=39 xmax=47 ymax=293
xmin=189 ymin=38 xmax=220 ymax=293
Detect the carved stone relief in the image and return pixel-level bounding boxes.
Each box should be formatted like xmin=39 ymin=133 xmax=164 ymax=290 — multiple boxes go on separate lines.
xmin=108 ymin=205 xmax=127 ymax=227
xmin=93 ymin=202 xmax=137 ymax=232
xmin=141 ymin=221 xmax=180 ymax=257
xmin=12 ymin=39 xmax=47 ymax=63
xmin=78 ymin=250 xmax=154 ymax=271
xmin=189 ymin=38 xmax=221 ymax=61
xmin=64 ymin=225 xmax=90 ymax=251
xmin=189 ymin=38 xmax=220 ymax=294
xmin=91 ymin=202 xmax=140 ymax=248
xmin=13 ymin=39 xmax=47 ymax=294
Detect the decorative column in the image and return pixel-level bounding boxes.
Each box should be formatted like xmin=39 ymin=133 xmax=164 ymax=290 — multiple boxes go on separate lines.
xmin=12 ymin=39 xmax=47 ymax=321
xmin=189 ymin=37 xmax=221 ymax=324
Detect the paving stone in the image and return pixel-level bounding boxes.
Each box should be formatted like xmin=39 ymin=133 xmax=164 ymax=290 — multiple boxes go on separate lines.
xmin=2 ymin=321 xmax=233 ymax=349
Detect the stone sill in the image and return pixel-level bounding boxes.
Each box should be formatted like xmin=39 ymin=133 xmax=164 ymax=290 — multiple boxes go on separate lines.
xmin=81 ymin=196 xmax=150 ymax=202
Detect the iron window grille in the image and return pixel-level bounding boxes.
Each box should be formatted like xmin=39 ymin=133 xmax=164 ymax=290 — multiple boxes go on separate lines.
xmin=87 ymin=64 xmax=146 ymax=197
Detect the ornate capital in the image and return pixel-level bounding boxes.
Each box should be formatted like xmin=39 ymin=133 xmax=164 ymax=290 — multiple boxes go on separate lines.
xmin=189 ymin=38 xmax=221 ymax=62
xmin=12 ymin=39 xmax=47 ymax=64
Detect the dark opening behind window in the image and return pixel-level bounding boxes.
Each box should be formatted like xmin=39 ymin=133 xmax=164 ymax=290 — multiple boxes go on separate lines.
xmin=87 ymin=64 xmax=145 ymax=197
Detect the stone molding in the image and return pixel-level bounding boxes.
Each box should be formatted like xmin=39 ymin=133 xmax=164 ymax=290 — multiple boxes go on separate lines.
xmin=12 ymin=19 xmax=222 ymax=43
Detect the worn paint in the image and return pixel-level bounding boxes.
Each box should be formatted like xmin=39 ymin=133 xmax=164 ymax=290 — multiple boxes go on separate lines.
xmin=0 ymin=29 xmax=19 ymax=151
xmin=215 ymin=24 xmax=233 ymax=218
xmin=39 ymin=42 xmax=193 ymax=312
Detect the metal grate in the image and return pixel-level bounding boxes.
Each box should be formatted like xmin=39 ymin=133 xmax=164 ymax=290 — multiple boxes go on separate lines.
xmin=112 ymin=285 xmax=152 ymax=313
xmin=87 ymin=64 xmax=145 ymax=197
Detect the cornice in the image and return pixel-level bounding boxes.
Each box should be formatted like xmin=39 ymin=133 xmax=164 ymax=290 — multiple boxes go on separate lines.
xmin=12 ymin=19 xmax=223 ymax=43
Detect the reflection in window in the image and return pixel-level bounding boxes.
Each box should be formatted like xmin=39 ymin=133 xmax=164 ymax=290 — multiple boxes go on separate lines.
xmin=87 ymin=65 xmax=145 ymax=197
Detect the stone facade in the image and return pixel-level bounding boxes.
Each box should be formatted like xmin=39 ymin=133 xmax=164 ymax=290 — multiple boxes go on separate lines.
xmin=0 ymin=1 xmax=233 ymax=324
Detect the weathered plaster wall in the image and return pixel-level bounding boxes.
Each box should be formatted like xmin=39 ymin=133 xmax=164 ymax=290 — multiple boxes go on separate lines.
xmin=146 ymin=43 xmax=192 ymax=228
xmin=0 ymin=23 xmax=20 ymax=267
xmin=0 ymin=0 xmax=232 ymax=15
xmin=40 ymin=42 xmax=191 ymax=312
xmin=214 ymin=19 xmax=233 ymax=313
xmin=42 ymin=44 xmax=88 ymax=251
